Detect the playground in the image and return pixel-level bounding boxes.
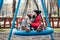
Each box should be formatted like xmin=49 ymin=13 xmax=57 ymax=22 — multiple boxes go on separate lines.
xmin=0 ymin=0 xmax=60 ymax=40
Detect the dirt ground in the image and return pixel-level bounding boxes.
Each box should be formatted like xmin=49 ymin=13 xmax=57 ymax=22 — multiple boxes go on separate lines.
xmin=0 ymin=32 xmax=60 ymax=40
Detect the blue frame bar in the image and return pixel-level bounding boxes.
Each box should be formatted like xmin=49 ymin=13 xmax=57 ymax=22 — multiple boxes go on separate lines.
xmin=41 ymin=0 xmax=51 ymax=27
xmin=8 ymin=0 xmax=21 ymax=40
xmin=41 ymin=0 xmax=54 ymax=40
xmin=50 ymin=34 xmax=54 ymax=40
xmin=0 ymin=0 xmax=3 ymax=10
xmin=57 ymin=0 xmax=60 ymax=8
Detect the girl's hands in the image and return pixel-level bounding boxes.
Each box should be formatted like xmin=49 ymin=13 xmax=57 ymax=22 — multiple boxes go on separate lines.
xmin=27 ymin=20 xmax=31 ymax=24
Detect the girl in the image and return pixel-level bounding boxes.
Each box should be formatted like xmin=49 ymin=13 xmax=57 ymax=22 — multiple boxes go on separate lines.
xmin=20 ymin=10 xmax=44 ymax=32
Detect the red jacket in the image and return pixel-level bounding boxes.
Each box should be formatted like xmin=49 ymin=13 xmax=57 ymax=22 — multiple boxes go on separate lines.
xmin=30 ymin=15 xmax=42 ymax=28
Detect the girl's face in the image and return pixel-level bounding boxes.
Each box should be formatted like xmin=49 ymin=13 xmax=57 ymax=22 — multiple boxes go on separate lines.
xmin=32 ymin=12 xmax=37 ymax=16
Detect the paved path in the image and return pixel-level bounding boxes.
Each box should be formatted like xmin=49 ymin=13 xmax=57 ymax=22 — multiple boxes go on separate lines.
xmin=0 ymin=32 xmax=60 ymax=40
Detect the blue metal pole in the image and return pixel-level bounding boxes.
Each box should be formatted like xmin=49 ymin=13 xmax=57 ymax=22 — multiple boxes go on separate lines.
xmin=8 ymin=0 xmax=21 ymax=40
xmin=57 ymin=0 xmax=60 ymax=8
xmin=0 ymin=0 xmax=3 ymax=10
xmin=50 ymin=34 xmax=54 ymax=40
xmin=41 ymin=0 xmax=54 ymax=40
xmin=41 ymin=0 xmax=51 ymax=27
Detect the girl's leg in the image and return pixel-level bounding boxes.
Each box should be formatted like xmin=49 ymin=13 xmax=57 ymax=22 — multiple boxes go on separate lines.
xmin=37 ymin=24 xmax=44 ymax=32
xmin=21 ymin=18 xmax=27 ymax=30
xmin=21 ymin=18 xmax=30 ymax=31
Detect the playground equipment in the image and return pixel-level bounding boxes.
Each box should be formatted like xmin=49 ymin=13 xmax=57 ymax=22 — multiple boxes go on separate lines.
xmin=12 ymin=0 xmax=54 ymax=36
xmin=0 ymin=0 xmax=3 ymax=10
xmin=57 ymin=0 xmax=60 ymax=8
xmin=1 ymin=0 xmax=60 ymax=40
xmin=8 ymin=0 xmax=54 ymax=40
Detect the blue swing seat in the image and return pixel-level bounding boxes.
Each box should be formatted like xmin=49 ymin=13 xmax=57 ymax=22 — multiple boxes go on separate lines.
xmin=12 ymin=27 xmax=54 ymax=36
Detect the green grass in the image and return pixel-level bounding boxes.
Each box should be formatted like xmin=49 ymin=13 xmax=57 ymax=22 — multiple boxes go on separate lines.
xmin=0 ymin=28 xmax=10 ymax=32
xmin=0 ymin=28 xmax=60 ymax=33
xmin=53 ymin=28 xmax=60 ymax=32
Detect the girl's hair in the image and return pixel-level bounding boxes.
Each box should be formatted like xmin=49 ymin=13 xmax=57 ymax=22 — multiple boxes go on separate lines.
xmin=33 ymin=10 xmax=41 ymax=15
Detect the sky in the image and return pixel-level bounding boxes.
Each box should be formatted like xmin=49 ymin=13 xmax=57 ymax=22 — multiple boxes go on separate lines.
xmin=4 ymin=0 xmax=13 ymax=4
xmin=4 ymin=0 xmax=24 ymax=4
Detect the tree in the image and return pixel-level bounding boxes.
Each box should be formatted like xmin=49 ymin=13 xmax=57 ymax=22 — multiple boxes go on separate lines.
xmin=13 ymin=0 xmax=16 ymax=17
